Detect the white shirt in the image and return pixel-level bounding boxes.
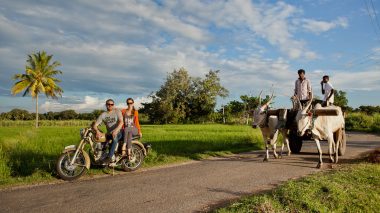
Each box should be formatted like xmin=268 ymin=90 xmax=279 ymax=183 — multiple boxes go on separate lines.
xmin=323 ymin=82 xmax=334 ymax=103
xmin=294 ymin=78 xmax=312 ymax=101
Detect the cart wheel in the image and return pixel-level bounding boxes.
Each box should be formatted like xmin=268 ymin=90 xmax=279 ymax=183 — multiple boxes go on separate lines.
xmin=289 ymin=130 xmax=303 ymax=153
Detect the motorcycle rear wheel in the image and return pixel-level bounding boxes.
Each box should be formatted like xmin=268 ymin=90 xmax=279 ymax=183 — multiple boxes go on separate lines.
xmin=56 ymin=150 xmax=87 ymax=181
xmin=121 ymin=144 xmax=144 ymax=172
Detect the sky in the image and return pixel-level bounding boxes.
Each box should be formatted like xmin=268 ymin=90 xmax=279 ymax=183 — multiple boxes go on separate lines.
xmin=0 ymin=0 xmax=379 ymax=113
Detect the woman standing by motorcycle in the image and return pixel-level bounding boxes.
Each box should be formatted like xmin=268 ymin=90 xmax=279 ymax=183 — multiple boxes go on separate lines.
xmin=121 ymin=98 xmax=142 ymax=160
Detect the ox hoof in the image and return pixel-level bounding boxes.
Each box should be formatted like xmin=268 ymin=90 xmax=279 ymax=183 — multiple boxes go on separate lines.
xmin=287 ymin=153 xmax=291 ymax=156
xmin=316 ymin=163 xmax=322 ymax=169
xmin=263 ymin=158 xmax=269 ymax=162
xmin=279 ymin=155 xmax=283 ymax=159
xmin=334 ymin=157 xmax=339 ymax=164
xmin=273 ymin=155 xmax=279 ymax=159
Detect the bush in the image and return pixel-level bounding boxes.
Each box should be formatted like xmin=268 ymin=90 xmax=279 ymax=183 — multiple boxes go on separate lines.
xmin=371 ymin=114 xmax=380 ymax=133
xmin=345 ymin=112 xmax=380 ymax=133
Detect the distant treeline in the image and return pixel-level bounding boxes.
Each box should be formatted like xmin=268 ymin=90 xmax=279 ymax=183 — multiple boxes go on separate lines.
xmin=350 ymin=105 xmax=380 ymax=115
xmin=1 ymin=105 xmax=379 ymax=122
xmin=0 ymin=109 xmax=103 ymax=121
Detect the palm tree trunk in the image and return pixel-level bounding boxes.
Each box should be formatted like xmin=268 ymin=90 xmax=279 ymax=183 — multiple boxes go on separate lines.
xmin=35 ymin=94 xmax=39 ymax=128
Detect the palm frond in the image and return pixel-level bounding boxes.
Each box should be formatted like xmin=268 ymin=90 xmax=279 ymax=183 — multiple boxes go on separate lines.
xmin=11 ymin=80 xmax=32 ymax=95
xmin=29 ymin=81 xmax=38 ymax=98
xmin=13 ymin=73 xmax=27 ymax=80
xmin=23 ymin=87 xmax=31 ymax=97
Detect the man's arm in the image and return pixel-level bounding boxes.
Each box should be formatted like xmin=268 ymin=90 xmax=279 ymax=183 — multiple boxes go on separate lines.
xmin=327 ymin=89 xmax=334 ymax=102
xmin=320 ymin=81 xmax=325 ymax=95
xmin=111 ymin=109 xmax=123 ymax=138
xmin=93 ymin=114 xmax=103 ymax=138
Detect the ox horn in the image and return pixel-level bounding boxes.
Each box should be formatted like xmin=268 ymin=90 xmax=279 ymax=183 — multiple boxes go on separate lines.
xmin=262 ymin=91 xmax=274 ymax=109
xmin=304 ymin=93 xmax=314 ymax=111
xmin=258 ymin=90 xmax=263 ymax=106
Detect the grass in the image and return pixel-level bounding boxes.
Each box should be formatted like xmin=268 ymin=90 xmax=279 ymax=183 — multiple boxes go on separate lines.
xmin=0 ymin=124 xmax=263 ymax=187
xmin=215 ymin=162 xmax=380 ymax=213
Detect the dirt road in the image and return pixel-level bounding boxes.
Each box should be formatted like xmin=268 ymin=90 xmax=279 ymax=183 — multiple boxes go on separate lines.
xmin=1 ymin=132 xmax=379 ymax=213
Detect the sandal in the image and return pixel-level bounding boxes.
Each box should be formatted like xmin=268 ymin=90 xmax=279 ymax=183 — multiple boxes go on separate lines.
xmin=122 ymin=149 xmax=127 ymax=157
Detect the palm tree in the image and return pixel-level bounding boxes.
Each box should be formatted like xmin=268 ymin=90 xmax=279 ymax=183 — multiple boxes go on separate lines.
xmin=11 ymin=51 xmax=63 ymax=128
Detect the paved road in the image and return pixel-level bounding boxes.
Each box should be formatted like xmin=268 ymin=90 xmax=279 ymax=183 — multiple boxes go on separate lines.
xmin=1 ymin=132 xmax=379 ymax=213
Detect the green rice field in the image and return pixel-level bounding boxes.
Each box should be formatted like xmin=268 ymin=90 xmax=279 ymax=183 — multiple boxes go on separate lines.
xmin=0 ymin=123 xmax=263 ymax=187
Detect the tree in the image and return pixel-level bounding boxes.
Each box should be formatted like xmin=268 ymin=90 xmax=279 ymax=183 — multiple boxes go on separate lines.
xmin=59 ymin=110 xmax=78 ymax=120
xmin=6 ymin=109 xmax=32 ymax=120
xmin=44 ymin=111 xmax=58 ymax=120
xmin=11 ymin=51 xmax=63 ymax=127
xmin=189 ymin=70 xmax=228 ymax=121
xmin=219 ymin=94 xmax=271 ymax=124
xmin=142 ymin=68 xmax=228 ymax=123
xmin=334 ymin=90 xmax=348 ymax=109
xmin=146 ymin=68 xmax=193 ymax=123
xmin=356 ymin=105 xmax=380 ymax=115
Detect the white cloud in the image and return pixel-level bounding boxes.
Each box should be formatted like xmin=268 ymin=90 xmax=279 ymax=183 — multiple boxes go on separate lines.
xmin=333 ymin=68 xmax=380 ymax=91
xmin=78 ymin=0 xmax=209 ymax=42
xmin=301 ymin=17 xmax=348 ymax=34
xmin=40 ymin=96 xmax=104 ymax=112
xmin=39 ymin=95 xmax=152 ymax=112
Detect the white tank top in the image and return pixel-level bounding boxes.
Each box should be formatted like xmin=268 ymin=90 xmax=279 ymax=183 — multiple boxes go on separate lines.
xmin=124 ymin=114 xmax=134 ymax=127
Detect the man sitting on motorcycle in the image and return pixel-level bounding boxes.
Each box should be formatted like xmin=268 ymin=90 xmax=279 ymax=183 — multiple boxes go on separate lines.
xmin=92 ymin=99 xmax=123 ymax=164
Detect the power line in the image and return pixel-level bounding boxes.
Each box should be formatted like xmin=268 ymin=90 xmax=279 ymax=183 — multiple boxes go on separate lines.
xmin=370 ymin=0 xmax=380 ymax=33
xmin=364 ymin=0 xmax=380 ymax=38
xmin=344 ymin=50 xmax=380 ymax=68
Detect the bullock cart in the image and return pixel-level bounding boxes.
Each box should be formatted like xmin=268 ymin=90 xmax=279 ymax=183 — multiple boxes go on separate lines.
xmin=267 ymin=108 xmax=346 ymax=155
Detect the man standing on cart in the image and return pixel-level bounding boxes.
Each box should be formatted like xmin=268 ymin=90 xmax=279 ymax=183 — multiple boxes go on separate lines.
xmin=293 ymin=69 xmax=313 ymax=107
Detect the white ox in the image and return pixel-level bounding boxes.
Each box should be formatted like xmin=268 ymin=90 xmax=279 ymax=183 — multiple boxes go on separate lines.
xmin=295 ymin=98 xmax=345 ymax=168
xmin=252 ymin=93 xmax=291 ymax=161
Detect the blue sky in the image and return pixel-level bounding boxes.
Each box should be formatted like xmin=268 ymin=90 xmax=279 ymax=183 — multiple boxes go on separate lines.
xmin=0 ymin=0 xmax=379 ymax=113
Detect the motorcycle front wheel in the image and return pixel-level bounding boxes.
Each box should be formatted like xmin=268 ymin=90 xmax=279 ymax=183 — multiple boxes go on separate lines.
xmin=56 ymin=150 xmax=87 ymax=181
xmin=121 ymin=143 xmax=144 ymax=172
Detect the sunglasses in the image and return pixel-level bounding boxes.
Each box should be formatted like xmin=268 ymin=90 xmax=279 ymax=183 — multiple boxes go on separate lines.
xmin=106 ymin=103 xmax=114 ymax=106
xmin=127 ymin=102 xmax=134 ymax=105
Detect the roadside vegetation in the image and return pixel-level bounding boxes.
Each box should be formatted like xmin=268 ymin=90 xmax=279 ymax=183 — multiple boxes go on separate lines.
xmin=0 ymin=124 xmax=262 ymax=188
xmin=215 ymin=158 xmax=380 ymax=213
xmin=346 ymin=112 xmax=380 ymax=133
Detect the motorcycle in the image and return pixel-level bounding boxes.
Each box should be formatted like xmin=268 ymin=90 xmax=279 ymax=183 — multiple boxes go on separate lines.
xmin=56 ymin=127 xmax=151 ymax=181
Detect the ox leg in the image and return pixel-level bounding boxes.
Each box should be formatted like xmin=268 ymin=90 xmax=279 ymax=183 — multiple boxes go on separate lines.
xmin=327 ymin=133 xmax=335 ymax=163
xmin=271 ymin=130 xmax=279 ymax=159
xmin=334 ymin=135 xmax=340 ymax=164
xmin=333 ymin=129 xmax=341 ymax=163
xmin=315 ymin=139 xmax=323 ymax=169
xmin=285 ymin=137 xmax=291 ymax=156
xmin=272 ymin=142 xmax=279 ymax=159
xmin=281 ymin=129 xmax=291 ymax=156
xmin=264 ymin=140 xmax=269 ymax=162
xmin=280 ymin=141 xmax=284 ymax=158
xmin=261 ymin=130 xmax=269 ymax=162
